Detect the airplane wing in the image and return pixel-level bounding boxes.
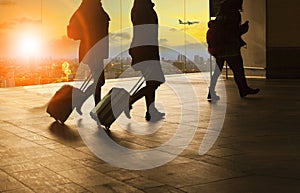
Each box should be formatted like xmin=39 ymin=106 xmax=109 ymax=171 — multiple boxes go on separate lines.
xmin=187 ymin=21 xmax=199 ymax=25
xmin=179 ymin=19 xmax=199 ymax=25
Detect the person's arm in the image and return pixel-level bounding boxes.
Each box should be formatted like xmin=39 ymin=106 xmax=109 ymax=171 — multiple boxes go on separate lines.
xmin=240 ymin=20 xmax=249 ymax=35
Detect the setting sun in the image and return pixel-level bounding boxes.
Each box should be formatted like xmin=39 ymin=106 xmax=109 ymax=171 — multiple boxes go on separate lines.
xmin=18 ymin=35 xmax=42 ymax=58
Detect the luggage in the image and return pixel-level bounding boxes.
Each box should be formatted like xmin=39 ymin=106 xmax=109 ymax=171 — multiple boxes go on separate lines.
xmin=46 ymin=74 xmax=92 ymax=124
xmin=90 ymin=77 xmax=144 ymax=130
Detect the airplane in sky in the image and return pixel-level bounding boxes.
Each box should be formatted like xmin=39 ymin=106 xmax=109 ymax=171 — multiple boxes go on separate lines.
xmin=178 ymin=19 xmax=199 ymax=25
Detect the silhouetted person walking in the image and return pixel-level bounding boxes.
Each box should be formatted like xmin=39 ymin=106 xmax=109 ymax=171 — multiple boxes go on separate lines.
xmin=68 ymin=0 xmax=110 ymax=114
xmin=126 ymin=0 xmax=165 ymax=121
xmin=208 ymin=0 xmax=259 ymax=101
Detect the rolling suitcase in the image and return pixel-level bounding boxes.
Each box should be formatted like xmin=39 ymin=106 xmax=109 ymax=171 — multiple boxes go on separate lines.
xmin=90 ymin=77 xmax=144 ymax=130
xmin=46 ymin=74 xmax=92 ymax=124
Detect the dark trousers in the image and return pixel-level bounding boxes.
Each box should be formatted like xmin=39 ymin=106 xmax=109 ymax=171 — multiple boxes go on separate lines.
xmin=79 ymin=47 xmax=105 ymax=106
xmin=73 ymin=78 xmax=102 ymax=111
xmin=84 ymin=70 xmax=104 ymax=105
xmin=210 ymin=54 xmax=248 ymax=92
xmin=130 ymin=81 xmax=160 ymax=112
xmin=83 ymin=79 xmax=102 ymax=105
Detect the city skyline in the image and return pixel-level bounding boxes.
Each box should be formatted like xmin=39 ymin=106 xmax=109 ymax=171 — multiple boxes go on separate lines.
xmin=0 ymin=52 xmax=211 ymax=88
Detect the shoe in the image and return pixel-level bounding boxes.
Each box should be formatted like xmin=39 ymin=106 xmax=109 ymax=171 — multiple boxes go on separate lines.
xmin=124 ymin=104 xmax=132 ymax=119
xmin=74 ymin=101 xmax=83 ymax=115
xmin=73 ymin=93 xmax=85 ymax=115
xmin=75 ymin=107 xmax=83 ymax=115
xmin=207 ymin=90 xmax=220 ymax=101
xmin=145 ymin=108 xmax=165 ymax=121
xmin=240 ymin=87 xmax=260 ymax=97
xmin=145 ymin=112 xmax=151 ymax=121
xmin=90 ymin=111 xmax=98 ymax=122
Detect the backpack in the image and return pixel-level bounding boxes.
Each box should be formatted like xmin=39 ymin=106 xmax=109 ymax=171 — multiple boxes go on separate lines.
xmin=206 ymin=20 xmax=224 ymax=56
xmin=67 ymin=19 xmax=83 ymax=40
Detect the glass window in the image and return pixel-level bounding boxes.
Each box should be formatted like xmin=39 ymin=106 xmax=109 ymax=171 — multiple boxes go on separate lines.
xmin=0 ymin=0 xmax=210 ymax=86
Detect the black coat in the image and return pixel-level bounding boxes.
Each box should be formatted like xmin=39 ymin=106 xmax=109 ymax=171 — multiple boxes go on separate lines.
xmin=69 ymin=0 xmax=110 ymax=62
xmin=129 ymin=0 xmax=160 ymax=65
xmin=215 ymin=2 xmax=248 ymax=56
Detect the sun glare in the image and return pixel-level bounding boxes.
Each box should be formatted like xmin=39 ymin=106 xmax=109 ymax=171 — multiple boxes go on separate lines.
xmin=18 ymin=35 xmax=42 ymax=58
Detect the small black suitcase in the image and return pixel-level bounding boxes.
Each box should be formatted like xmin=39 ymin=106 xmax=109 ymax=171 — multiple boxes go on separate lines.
xmin=46 ymin=75 xmax=92 ymax=124
xmin=90 ymin=77 xmax=144 ymax=130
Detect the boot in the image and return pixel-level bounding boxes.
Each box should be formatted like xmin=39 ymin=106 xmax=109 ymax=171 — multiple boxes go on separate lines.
xmin=145 ymin=107 xmax=165 ymax=121
xmin=124 ymin=104 xmax=133 ymax=119
xmin=207 ymin=90 xmax=220 ymax=101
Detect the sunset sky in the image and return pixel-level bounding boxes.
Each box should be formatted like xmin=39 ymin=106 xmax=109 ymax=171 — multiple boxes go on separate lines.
xmin=0 ymin=0 xmax=209 ymax=59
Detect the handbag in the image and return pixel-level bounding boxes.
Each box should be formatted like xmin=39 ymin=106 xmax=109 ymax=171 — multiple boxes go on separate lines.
xmin=206 ymin=20 xmax=225 ymax=56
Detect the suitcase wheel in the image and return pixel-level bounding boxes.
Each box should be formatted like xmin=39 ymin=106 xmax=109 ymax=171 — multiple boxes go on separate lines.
xmin=52 ymin=118 xmax=65 ymax=125
xmin=58 ymin=120 xmax=65 ymax=125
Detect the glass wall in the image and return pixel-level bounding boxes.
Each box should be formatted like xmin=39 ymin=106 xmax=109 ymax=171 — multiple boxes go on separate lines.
xmin=0 ymin=0 xmax=267 ymax=87
xmin=0 ymin=0 xmax=210 ymax=86
xmin=102 ymin=0 xmax=210 ymax=78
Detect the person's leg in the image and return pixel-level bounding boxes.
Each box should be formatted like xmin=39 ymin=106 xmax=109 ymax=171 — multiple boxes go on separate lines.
xmin=144 ymin=81 xmax=164 ymax=121
xmin=124 ymin=84 xmax=149 ymax=119
xmin=226 ymin=55 xmax=259 ymax=97
xmin=208 ymin=57 xmax=225 ymax=100
xmin=94 ymin=84 xmax=101 ymax=105
xmin=129 ymin=86 xmax=148 ymax=106
xmin=210 ymin=57 xmax=225 ymax=91
xmin=75 ymin=62 xmax=104 ymax=114
xmin=226 ymin=55 xmax=248 ymax=91
xmin=126 ymin=81 xmax=164 ymax=121
xmin=129 ymin=81 xmax=158 ymax=108
xmin=74 ymin=82 xmax=94 ymax=115
xmin=144 ymin=81 xmax=159 ymax=111
xmin=93 ymin=72 xmax=104 ymax=105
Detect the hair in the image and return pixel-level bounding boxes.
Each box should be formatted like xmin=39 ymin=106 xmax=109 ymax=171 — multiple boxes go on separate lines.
xmin=221 ymin=0 xmax=243 ymax=11
xmin=132 ymin=0 xmax=154 ymax=11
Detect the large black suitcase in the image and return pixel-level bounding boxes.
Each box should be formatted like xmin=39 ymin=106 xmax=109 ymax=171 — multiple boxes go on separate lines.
xmin=46 ymin=75 xmax=92 ymax=124
xmin=90 ymin=77 xmax=144 ymax=130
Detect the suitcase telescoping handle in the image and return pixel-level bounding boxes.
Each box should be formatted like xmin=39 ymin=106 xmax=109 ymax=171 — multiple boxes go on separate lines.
xmin=129 ymin=76 xmax=144 ymax=95
xmin=79 ymin=73 xmax=93 ymax=92
xmin=79 ymin=73 xmax=143 ymax=95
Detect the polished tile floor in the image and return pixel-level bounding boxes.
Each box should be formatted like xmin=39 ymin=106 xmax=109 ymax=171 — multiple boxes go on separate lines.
xmin=1 ymin=73 xmax=300 ymax=193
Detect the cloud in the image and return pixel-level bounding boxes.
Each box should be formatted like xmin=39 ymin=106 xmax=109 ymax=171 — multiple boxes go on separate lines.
xmin=173 ymin=42 xmax=208 ymax=52
xmin=0 ymin=17 xmax=41 ymax=31
xmin=159 ymin=38 xmax=168 ymax=45
xmin=110 ymin=32 xmax=131 ymax=42
xmin=14 ymin=17 xmax=41 ymax=24
xmin=0 ymin=21 xmax=16 ymax=30
xmin=46 ymin=36 xmax=78 ymax=58
xmin=0 ymin=0 xmax=15 ymax=6
xmin=0 ymin=34 xmax=14 ymax=57
xmin=169 ymin=28 xmax=178 ymax=32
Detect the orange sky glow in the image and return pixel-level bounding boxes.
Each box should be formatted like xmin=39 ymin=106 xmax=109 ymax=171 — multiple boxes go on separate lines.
xmin=0 ymin=0 xmax=209 ymax=59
